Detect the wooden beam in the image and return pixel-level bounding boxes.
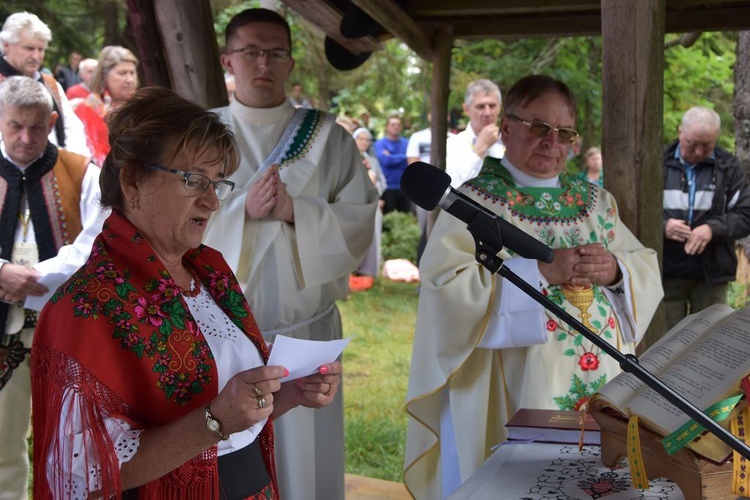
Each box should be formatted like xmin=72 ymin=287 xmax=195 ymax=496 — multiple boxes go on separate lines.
xmin=280 ymin=0 xmax=380 ymax=54
xmin=666 ymin=7 xmax=750 ymax=32
xmin=408 ymin=0 xmax=601 ymax=16
xmin=447 ymin=14 xmax=601 ymax=39
xmin=351 ymin=0 xmax=433 ymax=61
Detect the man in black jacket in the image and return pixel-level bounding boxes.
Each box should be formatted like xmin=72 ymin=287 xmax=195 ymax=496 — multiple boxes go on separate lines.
xmin=662 ymin=106 xmax=750 ymax=332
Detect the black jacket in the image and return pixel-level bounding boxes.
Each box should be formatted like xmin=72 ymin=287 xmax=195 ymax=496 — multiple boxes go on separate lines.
xmin=663 ymin=140 xmax=750 ymax=283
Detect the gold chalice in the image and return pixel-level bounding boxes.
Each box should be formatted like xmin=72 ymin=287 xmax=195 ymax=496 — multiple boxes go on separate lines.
xmin=562 ymin=284 xmax=595 ymax=330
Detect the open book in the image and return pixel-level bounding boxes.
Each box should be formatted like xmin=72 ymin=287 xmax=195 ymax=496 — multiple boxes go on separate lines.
xmin=587 ymin=303 xmax=750 ymax=463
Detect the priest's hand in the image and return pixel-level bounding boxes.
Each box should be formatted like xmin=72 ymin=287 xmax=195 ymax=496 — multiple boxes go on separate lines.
xmin=572 ymin=243 xmax=621 ymax=286
xmin=245 ymin=166 xmax=278 ymax=219
xmin=270 ymin=168 xmax=295 ymax=223
xmin=539 ymin=243 xmax=619 ymax=287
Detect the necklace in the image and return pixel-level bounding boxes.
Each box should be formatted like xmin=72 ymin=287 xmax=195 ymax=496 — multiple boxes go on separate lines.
xmin=177 ymin=265 xmax=202 ymax=298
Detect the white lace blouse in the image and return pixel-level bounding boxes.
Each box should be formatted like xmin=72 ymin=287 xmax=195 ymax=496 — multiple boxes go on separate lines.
xmin=47 ymin=284 xmax=267 ymax=498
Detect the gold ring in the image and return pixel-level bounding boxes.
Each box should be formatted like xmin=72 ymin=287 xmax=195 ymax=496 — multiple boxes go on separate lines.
xmin=257 ymin=396 xmax=267 ymax=409
xmin=324 ymin=383 xmax=333 ymax=396
xmin=252 ymin=384 xmax=262 ymax=396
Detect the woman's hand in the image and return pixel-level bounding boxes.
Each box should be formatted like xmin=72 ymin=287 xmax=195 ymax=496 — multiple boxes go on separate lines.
xmin=272 ymin=361 xmax=342 ymax=417
xmin=209 ymin=365 xmax=286 ymax=435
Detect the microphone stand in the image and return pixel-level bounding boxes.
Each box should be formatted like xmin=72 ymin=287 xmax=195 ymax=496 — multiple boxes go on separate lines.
xmin=465 ymin=212 xmax=750 ymax=460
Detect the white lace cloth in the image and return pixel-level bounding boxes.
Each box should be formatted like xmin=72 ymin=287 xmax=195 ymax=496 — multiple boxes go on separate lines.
xmin=47 ymin=284 xmax=268 ymax=498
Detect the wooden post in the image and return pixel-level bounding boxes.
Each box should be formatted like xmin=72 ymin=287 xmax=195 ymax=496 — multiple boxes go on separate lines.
xmin=153 ymin=0 xmax=228 ymax=108
xmin=427 ymin=25 xmax=453 ymax=238
xmin=430 ymin=25 xmax=452 ymax=172
xmin=601 ymin=0 xmax=665 ymax=348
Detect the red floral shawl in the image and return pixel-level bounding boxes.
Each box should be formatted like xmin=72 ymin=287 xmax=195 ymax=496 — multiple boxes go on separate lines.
xmin=31 ymin=211 xmax=277 ymax=499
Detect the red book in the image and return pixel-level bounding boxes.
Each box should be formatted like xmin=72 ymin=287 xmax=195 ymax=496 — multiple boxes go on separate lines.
xmin=505 ymin=408 xmax=601 ymax=445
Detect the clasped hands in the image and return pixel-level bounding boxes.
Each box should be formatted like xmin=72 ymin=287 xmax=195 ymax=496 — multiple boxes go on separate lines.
xmin=209 ymin=361 xmax=342 ymax=437
xmin=538 ymin=243 xmax=620 ymax=287
xmin=245 ymin=165 xmax=294 ymax=223
xmin=665 ymin=218 xmax=712 ymax=255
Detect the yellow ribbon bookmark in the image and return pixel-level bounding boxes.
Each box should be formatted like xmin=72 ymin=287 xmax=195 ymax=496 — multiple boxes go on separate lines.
xmin=627 ymin=415 xmax=649 ymax=489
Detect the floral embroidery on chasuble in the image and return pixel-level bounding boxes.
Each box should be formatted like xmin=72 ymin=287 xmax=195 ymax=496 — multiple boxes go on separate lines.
xmin=470 ymin=158 xmax=628 ymax=411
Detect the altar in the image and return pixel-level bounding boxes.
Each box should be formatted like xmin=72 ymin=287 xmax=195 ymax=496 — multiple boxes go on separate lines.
xmin=448 ymin=442 xmax=688 ymax=499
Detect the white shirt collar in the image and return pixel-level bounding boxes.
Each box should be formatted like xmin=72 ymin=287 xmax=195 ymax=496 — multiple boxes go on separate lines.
xmin=501 ymin=156 xmax=561 ymax=188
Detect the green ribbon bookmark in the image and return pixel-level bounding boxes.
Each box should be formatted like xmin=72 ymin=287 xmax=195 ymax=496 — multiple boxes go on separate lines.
xmin=662 ymin=394 xmax=743 ymax=455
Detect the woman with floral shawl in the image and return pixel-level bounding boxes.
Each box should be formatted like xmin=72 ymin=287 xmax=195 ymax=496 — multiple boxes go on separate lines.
xmin=31 ymin=87 xmax=341 ymax=499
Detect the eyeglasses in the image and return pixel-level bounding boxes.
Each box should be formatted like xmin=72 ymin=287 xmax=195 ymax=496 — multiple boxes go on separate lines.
xmin=149 ymin=165 xmax=235 ymax=201
xmin=229 ymin=46 xmax=291 ymax=63
xmin=506 ymin=113 xmax=579 ymax=143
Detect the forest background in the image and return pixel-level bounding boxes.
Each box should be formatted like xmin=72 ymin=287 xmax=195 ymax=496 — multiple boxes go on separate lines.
xmin=0 ymin=0 xmax=740 ymax=155
xmin=5 ymin=0 xmax=748 ymax=486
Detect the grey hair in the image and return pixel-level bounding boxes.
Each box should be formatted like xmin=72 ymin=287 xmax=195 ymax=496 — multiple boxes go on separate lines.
xmin=681 ymin=106 xmax=720 ymax=131
xmin=0 ymin=75 xmax=53 ymax=115
xmin=78 ymin=58 xmax=98 ymax=72
xmin=0 ymin=12 xmax=52 ymax=50
xmin=464 ymin=79 xmax=502 ymax=107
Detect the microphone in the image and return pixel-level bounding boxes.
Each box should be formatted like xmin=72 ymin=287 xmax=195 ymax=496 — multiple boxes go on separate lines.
xmin=401 ymin=161 xmax=554 ymax=263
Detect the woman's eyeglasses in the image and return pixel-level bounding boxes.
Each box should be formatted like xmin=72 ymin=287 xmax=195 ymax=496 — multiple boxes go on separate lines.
xmin=149 ymin=165 xmax=235 ymax=200
xmin=506 ymin=113 xmax=579 ymax=143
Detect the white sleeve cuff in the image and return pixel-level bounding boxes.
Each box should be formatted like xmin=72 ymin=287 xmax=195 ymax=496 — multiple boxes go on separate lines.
xmin=478 ymin=257 xmax=547 ymax=349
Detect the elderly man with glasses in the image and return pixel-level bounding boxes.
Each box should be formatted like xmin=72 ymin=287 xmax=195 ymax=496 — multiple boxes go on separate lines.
xmin=203 ymin=8 xmax=377 ymax=500
xmin=404 ymin=74 xmax=663 ymax=499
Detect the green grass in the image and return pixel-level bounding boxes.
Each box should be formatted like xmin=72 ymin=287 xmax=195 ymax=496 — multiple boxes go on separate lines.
xmin=338 ymin=279 xmax=419 ymax=482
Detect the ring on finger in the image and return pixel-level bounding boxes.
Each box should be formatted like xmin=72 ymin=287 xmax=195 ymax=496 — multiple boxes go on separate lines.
xmin=324 ymin=383 xmax=333 ymax=396
xmin=252 ymin=384 xmax=262 ymax=396
xmin=256 ymin=395 xmax=267 ymax=409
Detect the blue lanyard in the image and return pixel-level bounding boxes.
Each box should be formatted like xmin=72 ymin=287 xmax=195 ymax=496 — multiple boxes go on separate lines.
xmin=685 ymin=165 xmax=696 ymax=225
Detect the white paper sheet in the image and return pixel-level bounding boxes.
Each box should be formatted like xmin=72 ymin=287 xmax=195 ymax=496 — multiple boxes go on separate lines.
xmin=23 ymin=272 xmax=71 ymax=312
xmin=266 ymin=335 xmax=352 ymax=382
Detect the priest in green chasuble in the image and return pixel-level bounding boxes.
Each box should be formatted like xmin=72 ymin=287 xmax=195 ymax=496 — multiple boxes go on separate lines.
xmin=404 ymin=75 xmax=663 ymax=499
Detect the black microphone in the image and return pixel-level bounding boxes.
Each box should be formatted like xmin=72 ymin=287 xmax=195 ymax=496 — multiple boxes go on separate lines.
xmin=401 ymin=161 xmax=554 ymax=263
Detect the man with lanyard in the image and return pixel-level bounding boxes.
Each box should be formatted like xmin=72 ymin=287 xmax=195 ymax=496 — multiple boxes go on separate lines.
xmin=0 ymin=76 xmax=107 ymax=499
xmin=204 ymin=8 xmax=377 ymax=499
xmin=0 ymin=11 xmax=89 ymax=157
xmin=445 ymin=79 xmax=505 ymax=188
xmin=660 ymin=106 xmax=750 ymax=340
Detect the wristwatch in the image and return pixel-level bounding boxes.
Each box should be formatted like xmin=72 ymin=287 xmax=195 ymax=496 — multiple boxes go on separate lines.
xmin=204 ymin=404 xmax=229 ymax=440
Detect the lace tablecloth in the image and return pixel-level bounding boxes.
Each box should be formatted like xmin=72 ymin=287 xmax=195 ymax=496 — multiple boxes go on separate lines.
xmin=449 ymin=442 xmax=686 ymax=499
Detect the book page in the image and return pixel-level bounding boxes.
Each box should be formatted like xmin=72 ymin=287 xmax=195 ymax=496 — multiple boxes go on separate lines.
xmin=627 ymin=307 xmax=750 ymax=433
xmin=591 ymin=304 xmax=734 ymax=412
